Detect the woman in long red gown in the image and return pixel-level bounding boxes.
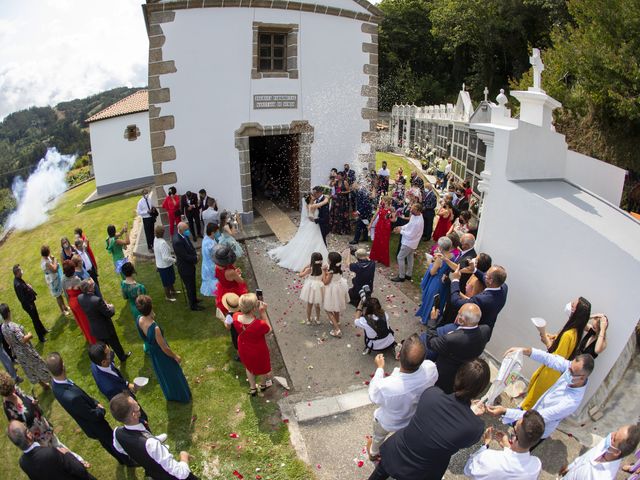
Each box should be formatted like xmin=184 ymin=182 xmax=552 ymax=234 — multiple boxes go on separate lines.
xmin=369 ymin=196 xmax=395 ymax=267
xmin=161 ymin=186 xmax=182 ymax=237
xmin=432 ymin=197 xmax=454 ymax=242
xmin=233 ymin=293 xmax=273 ymax=396
xmin=61 ymin=260 xmax=96 ymax=344
xmin=214 ymin=246 xmax=249 ymax=316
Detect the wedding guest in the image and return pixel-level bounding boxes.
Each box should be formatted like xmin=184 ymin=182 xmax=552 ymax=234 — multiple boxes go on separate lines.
xmin=120 ymin=262 xmax=147 ymax=322
xmin=135 ymin=295 xmax=191 ymax=403
xmin=354 ymin=297 xmax=395 ymax=355
xmin=105 ymin=223 xmax=130 ymax=276
xmin=391 ymin=203 xmax=424 ymax=283
xmin=7 ymin=420 xmax=96 ymax=480
xmin=219 ymin=210 xmax=244 ymax=258
xmin=0 ymin=337 xmax=19 ymax=382
xmin=161 ymin=186 xmax=182 ymax=236
xmin=74 ymin=227 xmax=98 ymax=272
xmin=377 ymin=160 xmax=390 ymax=194
xmin=46 ymin=352 xmax=136 ymax=466
xmin=322 ymin=252 xmax=349 ymax=338
xmin=348 ymin=248 xmax=375 ymax=307
xmin=369 ymin=196 xmax=395 ymax=267
xmin=181 ymin=190 xmax=202 ymax=240
xmin=153 ymin=224 xmax=179 ymax=302
xmin=329 ymin=172 xmax=351 ymax=235
xmin=40 ymin=245 xmax=71 ymax=316
xmin=343 ymin=162 xmax=356 ymax=185
xmin=136 ymin=188 xmax=157 ymax=252
xmin=221 ymin=293 xmax=241 ymax=360
xmin=214 ymin=246 xmax=248 ymax=316
xmin=350 ymin=181 xmax=373 ymax=244
xmin=201 ymin=197 xmax=219 ymax=229
xmin=520 ymin=297 xmax=591 ymax=410
xmin=432 ymin=195 xmax=454 ymax=241
xmin=416 ymin=236 xmax=458 ymax=324
xmin=62 ymin=260 xmax=96 ymax=344
xmin=421 ymin=181 xmax=438 ymax=240
xmin=486 ymin=346 xmax=594 ymax=443
xmin=78 ymin=279 xmax=131 ymax=363
xmin=60 ymin=236 xmax=78 ymax=261
xmin=298 ymin=252 xmax=325 ymax=325
xmin=0 ymin=304 xmax=50 ymax=388
xmin=233 ymin=293 xmax=273 ymax=397
xmin=464 ymin=410 xmax=545 ymax=479
xmin=577 ymin=313 xmax=608 ymax=359
xmin=13 ymin=264 xmax=47 ymax=343
xmin=74 ymin=238 xmax=100 ymax=291
xmin=366 ymin=335 xmax=437 ymax=460
xmin=198 ymin=189 xmax=213 ymax=222
xmin=173 ymin=221 xmax=203 ymax=311
xmin=1 ymin=371 xmax=58 ymax=446
xmin=200 ymin=222 xmax=219 ymax=299
xmin=368 ymin=358 xmax=490 ymax=480
xmin=560 ymin=424 xmax=640 ymax=480
xmin=448 ymin=210 xmax=471 ymax=237
xmin=409 ymin=170 xmax=424 ymax=189
xmin=110 ymin=394 xmax=197 ymax=479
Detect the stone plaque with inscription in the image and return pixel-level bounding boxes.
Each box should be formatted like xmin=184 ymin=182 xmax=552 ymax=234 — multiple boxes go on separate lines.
xmin=253 ymin=94 xmax=298 ymax=109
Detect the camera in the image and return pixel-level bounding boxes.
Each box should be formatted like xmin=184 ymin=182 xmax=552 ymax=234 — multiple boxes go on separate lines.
xmin=359 ymin=285 xmax=372 ymax=302
xmin=459 ymin=258 xmax=470 ymax=269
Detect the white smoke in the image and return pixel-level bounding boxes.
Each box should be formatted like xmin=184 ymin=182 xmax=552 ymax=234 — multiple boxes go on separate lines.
xmin=7 ymin=148 xmax=76 ymax=231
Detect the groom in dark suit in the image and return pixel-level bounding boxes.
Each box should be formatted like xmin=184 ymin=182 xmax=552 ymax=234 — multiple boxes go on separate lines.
xmin=173 ymin=221 xmax=203 ymax=311
xmin=312 ymin=186 xmax=330 ymax=246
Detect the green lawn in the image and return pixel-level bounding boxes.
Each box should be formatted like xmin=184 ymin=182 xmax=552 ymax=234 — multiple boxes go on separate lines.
xmin=0 ymin=181 xmax=310 ymax=479
xmin=375 ymin=151 xmax=426 ymax=181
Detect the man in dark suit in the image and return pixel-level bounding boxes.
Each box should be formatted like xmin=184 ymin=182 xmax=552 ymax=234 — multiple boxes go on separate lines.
xmin=173 ymin=221 xmax=203 ymax=311
xmin=311 ymin=186 xmax=330 ymax=246
xmin=450 ymin=265 xmax=508 ymax=337
xmin=78 ymin=279 xmax=130 ymax=362
xmin=421 ymin=303 xmax=490 ymax=393
xmin=13 ymin=264 xmax=48 ymax=343
xmin=87 ymin=342 xmax=150 ymax=428
xmin=421 ymin=182 xmax=438 ymax=240
xmin=45 ymin=352 xmax=135 ymax=466
xmin=348 ymin=249 xmax=376 ymax=306
xmin=181 ymin=190 xmax=201 ymax=240
xmin=7 ymin=420 xmax=96 ymax=480
xmin=350 ymin=182 xmax=373 ymax=244
xmin=368 ymin=359 xmax=490 ymax=480
xmin=439 ymin=234 xmax=477 ymax=327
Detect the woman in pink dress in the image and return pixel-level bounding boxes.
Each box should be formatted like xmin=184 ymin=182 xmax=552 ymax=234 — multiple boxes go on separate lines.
xmin=233 ymin=293 xmax=273 ymax=396
xmin=369 ymin=196 xmax=395 ymax=267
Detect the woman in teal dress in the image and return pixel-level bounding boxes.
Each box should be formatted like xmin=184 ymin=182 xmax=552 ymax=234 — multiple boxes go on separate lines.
xmin=120 ymin=261 xmax=146 ymax=327
xmin=106 ymin=223 xmax=130 ymax=277
xmin=134 ymin=295 xmax=191 ymax=403
xmin=416 ymin=236 xmax=458 ymax=324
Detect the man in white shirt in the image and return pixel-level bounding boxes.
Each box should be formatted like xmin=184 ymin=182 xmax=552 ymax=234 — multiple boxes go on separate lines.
xmin=486 ymin=347 xmax=594 ymax=442
xmin=136 ymin=189 xmax=157 ymax=252
xmin=366 ymin=334 xmax=438 ymax=461
xmin=391 ymin=203 xmax=424 ymax=282
xmin=464 ymin=409 xmax=545 ymax=479
xmin=74 ymin=238 xmax=101 ymax=296
xmin=560 ymin=424 xmax=640 ymax=480
xmin=201 ymin=197 xmax=219 ymax=228
xmin=110 ymin=393 xmax=198 ymax=480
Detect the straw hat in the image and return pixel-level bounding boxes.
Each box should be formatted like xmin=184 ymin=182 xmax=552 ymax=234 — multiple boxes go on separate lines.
xmin=221 ymin=292 xmax=240 ymax=313
xmin=213 ymin=245 xmax=237 ymax=266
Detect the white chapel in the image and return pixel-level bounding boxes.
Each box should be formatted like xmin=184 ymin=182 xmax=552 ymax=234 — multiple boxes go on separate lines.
xmin=141 ymin=0 xmax=381 ymax=222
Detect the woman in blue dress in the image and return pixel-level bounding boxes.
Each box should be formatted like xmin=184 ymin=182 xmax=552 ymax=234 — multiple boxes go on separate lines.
xmin=135 ymin=295 xmax=191 ymax=403
xmin=416 ymin=236 xmax=459 ymax=324
xmin=200 ymin=222 xmax=219 ymax=298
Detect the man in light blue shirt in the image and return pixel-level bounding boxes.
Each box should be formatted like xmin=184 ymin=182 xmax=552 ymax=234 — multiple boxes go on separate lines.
xmin=485 ymin=346 xmax=594 ymax=441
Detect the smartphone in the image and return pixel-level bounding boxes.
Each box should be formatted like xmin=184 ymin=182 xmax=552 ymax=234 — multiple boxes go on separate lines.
xmin=256 ymin=289 xmax=263 ymax=301
xmin=433 ymin=293 xmax=441 ymax=308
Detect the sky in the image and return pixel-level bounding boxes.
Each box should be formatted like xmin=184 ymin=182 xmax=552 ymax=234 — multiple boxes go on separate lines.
xmin=0 ymin=0 xmax=148 ymax=119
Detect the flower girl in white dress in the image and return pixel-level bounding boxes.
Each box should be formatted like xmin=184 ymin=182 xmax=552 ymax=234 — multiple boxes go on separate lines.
xmin=298 ymin=252 xmax=324 ymax=325
xmin=322 ymin=252 xmax=349 ymax=338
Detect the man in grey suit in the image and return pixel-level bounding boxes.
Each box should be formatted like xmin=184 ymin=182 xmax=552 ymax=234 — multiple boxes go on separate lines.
xmin=78 ymin=279 xmax=130 ymax=362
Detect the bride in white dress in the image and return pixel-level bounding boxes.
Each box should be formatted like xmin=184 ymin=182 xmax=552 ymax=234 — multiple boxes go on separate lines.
xmin=268 ymin=194 xmax=329 ymax=272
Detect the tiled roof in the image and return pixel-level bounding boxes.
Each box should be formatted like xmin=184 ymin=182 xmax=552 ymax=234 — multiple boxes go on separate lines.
xmin=86 ymin=90 xmax=148 ymax=123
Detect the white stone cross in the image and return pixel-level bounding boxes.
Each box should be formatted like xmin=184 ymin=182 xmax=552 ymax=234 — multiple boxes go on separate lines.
xmin=530 ymin=48 xmax=544 ymax=91
xmin=462 ymin=82 xmax=466 ymax=91
xmin=483 ymin=87 xmax=489 ymax=102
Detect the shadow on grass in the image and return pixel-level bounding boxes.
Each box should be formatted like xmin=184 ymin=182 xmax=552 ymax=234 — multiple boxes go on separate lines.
xmin=114 ymin=464 xmax=139 ymax=480
xmin=167 ymin=398 xmax=194 ymax=450
xmin=78 ymin=193 xmax=138 ymax=213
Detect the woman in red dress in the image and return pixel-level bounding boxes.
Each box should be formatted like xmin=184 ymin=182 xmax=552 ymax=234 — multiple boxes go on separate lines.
xmin=432 ymin=196 xmax=454 ymax=242
xmin=213 ymin=246 xmax=248 ymax=316
xmin=161 ymin=186 xmax=182 ymax=237
xmin=369 ymin=196 xmax=395 ymax=267
xmin=233 ymin=293 xmax=273 ymax=396
xmin=61 ymin=260 xmax=96 ymax=344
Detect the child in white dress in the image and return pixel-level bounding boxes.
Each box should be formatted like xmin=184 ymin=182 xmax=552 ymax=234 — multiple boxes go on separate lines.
xmin=299 ymin=252 xmax=324 ymax=325
xmin=322 ymin=252 xmax=349 ymax=337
